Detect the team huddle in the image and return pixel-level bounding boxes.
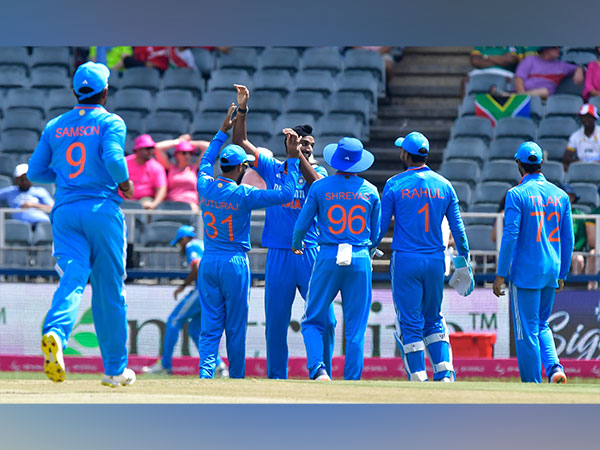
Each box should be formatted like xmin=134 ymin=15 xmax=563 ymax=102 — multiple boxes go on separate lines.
xmin=32 ymin=62 xmax=573 ymax=387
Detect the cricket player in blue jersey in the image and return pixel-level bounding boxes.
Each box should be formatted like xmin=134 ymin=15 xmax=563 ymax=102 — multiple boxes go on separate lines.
xmin=142 ymin=225 xmax=228 ymax=377
xmin=28 ymin=62 xmax=136 ymax=387
xmin=293 ymin=137 xmax=381 ymax=381
xmin=493 ymin=142 xmax=572 ymax=384
xmin=374 ymin=132 xmax=473 ymax=382
xmin=232 ymin=84 xmax=336 ymax=379
xmin=197 ymin=106 xmax=301 ymax=378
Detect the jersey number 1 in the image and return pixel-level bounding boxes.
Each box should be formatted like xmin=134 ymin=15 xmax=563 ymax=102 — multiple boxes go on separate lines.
xmin=66 ymin=142 xmax=86 ymax=179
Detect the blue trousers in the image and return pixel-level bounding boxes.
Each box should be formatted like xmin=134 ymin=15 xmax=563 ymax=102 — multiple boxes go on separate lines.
xmin=302 ymin=246 xmax=372 ymax=380
xmin=162 ymin=289 xmax=202 ymax=370
xmin=509 ymin=283 xmax=563 ymax=383
xmin=44 ymin=199 xmax=128 ymax=376
xmin=390 ymin=251 xmax=454 ymax=381
xmin=198 ymin=252 xmax=249 ymax=379
xmin=264 ymin=247 xmax=336 ymax=379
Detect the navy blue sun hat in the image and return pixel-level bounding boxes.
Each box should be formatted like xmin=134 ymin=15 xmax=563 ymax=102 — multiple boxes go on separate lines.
xmin=323 ymin=137 xmax=374 ymax=173
xmin=395 ymin=132 xmax=429 ymax=156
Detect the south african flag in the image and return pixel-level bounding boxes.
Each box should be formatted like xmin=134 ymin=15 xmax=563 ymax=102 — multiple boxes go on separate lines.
xmin=475 ymin=94 xmax=531 ymax=127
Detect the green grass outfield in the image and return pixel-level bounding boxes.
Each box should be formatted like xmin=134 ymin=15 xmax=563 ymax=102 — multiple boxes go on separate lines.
xmin=0 ymin=372 xmax=598 ymax=403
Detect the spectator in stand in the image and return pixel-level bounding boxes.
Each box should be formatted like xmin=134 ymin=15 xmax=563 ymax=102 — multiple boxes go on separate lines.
xmin=583 ymin=47 xmax=600 ymax=101
xmin=0 ymin=164 xmax=54 ymax=227
xmin=584 ymin=187 xmax=600 ymax=290
xmin=112 ymin=46 xmax=170 ymax=72
xmin=153 ymin=135 xmax=210 ymax=211
xmin=491 ymin=46 xmax=584 ymax=100
xmin=562 ymin=104 xmax=600 ymax=171
xmin=89 ymin=47 xmax=133 ymax=69
xmin=470 ymin=47 xmax=519 ymax=78
xmin=560 ymin=184 xmax=588 ymax=276
xmin=124 ymin=134 xmax=167 ymax=210
xmin=168 ymin=47 xmax=198 ymax=70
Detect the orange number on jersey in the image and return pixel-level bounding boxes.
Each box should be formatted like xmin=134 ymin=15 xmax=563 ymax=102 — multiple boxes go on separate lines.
xmin=327 ymin=204 xmax=367 ymax=235
xmin=221 ymin=215 xmax=234 ymax=241
xmin=418 ymin=203 xmax=430 ymax=232
xmin=531 ymin=211 xmax=561 ymax=242
xmin=204 ymin=211 xmax=218 ymax=239
xmin=66 ymin=142 xmax=86 ymax=179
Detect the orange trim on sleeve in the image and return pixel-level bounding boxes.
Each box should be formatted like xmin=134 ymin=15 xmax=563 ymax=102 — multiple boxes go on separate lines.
xmin=252 ymin=148 xmax=260 ymax=168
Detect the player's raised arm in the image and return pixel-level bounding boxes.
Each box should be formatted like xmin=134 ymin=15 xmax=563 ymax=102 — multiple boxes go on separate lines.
xmin=232 ymin=84 xmax=259 ymax=157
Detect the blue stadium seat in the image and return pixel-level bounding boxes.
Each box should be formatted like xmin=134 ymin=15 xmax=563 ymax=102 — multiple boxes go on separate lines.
xmin=199 ymin=90 xmax=236 ymax=113
xmin=207 ymin=69 xmax=251 ymax=92
xmin=4 ymin=219 xmax=32 ymax=245
xmin=443 ymin=137 xmax=489 ymax=164
xmin=0 ymin=66 xmax=28 ymax=90
xmin=145 ymin=112 xmax=189 ymax=136
xmin=30 ymin=47 xmax=71 ymax=71
xmin=466 ymin=73 xmax=510 ymax=96
xmin=4 ymin=88 xmax=45 ymax=115
xmin=544 ymin=94 xmax=584 ymax=118
xmin=116 ymin=110 xmax=145 ymax=136
xmin=459 ymin=95 xmax=476 ymax=117
xmin=328 ymin=92 xmax=370 ymax=125
xmin=566 ymin=162 xmax=600 ymax=184
xmin=451 ymin=181 xmax=472 ymax=210
xmin=152 ymin=202 xmax=195 ymax=225
xmin=155 ymin=89 xmax=197 ymax=121
xmin=538 ymin=138 xmax=568 ymax=162
xmin=218 ymin=47 xmax=259 ymax=74
xmin=473 ymin=181 xmax=512 ymax=205
xmin=451 ymin=117 xmax=494 ymax=143
xmin=260 ymin=47 xmax=300 ymax=74
xmin=107 ymin=69 xmax=122 ymax=95
xmin=0 ymin=129 xmax=39 ymax=154
xmin=46 ymin=88 xmax=75 ymax=119
xmin=162 ymin=68 xmax=204 ymax=99
xmin=301 ymin=47 xmax=343 ymax=75
xmin=0 ymin=47 xmax=29 ymax=71
xmin=250 ymin=221 xmax=263 ymax=246
xmin=254 ymin=69 xmax=294 ymax=96
xmin=440 ymin=159 xmax=480 ymax=186
xmin=285 ymin=91 xmax=327 ymax=121
xmin=32 ymin=221 xmax=53 ymax=246
xmin=554 ymin=76 xmax=584 ymax=96
xmin=0 ymin=174 xmax=11 ymax=189
xmin=495 ymin=117 xmax=536 ymax=141
xmin=529 ymin=96 xmax=544 ymax=122
xmin=317 ymin=114 xmax=363 ymax=141
xmin=246 ymin=113 xmax=275 ymax=139
xmin=141 ymin=221 xmax=183 ymax=247
xmin=463 ymin=203 xmax=501 ymax=227
xmin=191 ymin=112 xmax=230 ymax=140
xmin=250 ymin=91 xmax=285 ymax=118
xmin=542 ymin=161 xmax=565 ymax=185
xmin=465 ymin=224 xmax=496 ymax=251
xmin=489 ymin=138 xmax=525 ymax=161
xmin=191 ymin=48 xmax=215 ymax=77
xmin=120 ymin=67 xmax=161 ymax=93
xmin=562 ymin=50 xmax=597 ymax=66
xmin=0 ymin=154 xmax=15 ymax=177
xmin=112 ymin=88 xmax=154 ymax=116
xmin=336 ymin=72 xmax=378 ymax=104
xmin=274 ymin=113 xmax=317 ymax=132
xmin=537 ymin=117 xmax=579 ymax=140
xmin=343 ymin=48 xmax=385 ymax=82
xmin=1 ymin=109 xmax=44 ymax=136
xmin=248 ymin=250 xmax=267 ymax=273
xmin=29 ymin=66 xmax=70 ymax=90
xmin=481 ymin=160 xmax=522 ymax=184
xmin=294 ymin=70 xmax=335 ymax=97
xmin=571 ymin=183 xmax=599 ymax=208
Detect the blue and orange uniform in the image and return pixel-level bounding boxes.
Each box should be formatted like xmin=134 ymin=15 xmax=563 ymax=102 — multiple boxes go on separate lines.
xmin=497 ymin=142 xmax=573 ymax=383
xmin=248 ymin=149 xmax=336 ymax=379
xmin=197 ymin=130 xmax=300 ymax=379
xmin=28 ymin=62 xmax=131 ymax=378
xmin=375 ymin=132 xmax=470 ymax=382
xmin=293 ymin=138 xmax=380 ymax=380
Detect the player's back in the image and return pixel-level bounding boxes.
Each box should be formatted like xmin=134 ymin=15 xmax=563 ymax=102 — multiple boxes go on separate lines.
xmin=311 ymin=174 xmax=380 ymax=247
xmin=43 ymin=105 xmax=126 ymax=207
xmin=504 ymin=173 xmax=571 ymax=287
xmin=385 ymin=166 xmax=457 ymax=254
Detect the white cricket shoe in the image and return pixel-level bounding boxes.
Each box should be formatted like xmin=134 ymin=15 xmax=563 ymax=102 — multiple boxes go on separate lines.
xmin=42 ymin=331 xmax=66 ymax=383
xmin=550 ymin=370 xmax=567 ymax=384
xmin=215 ymin=362 xmax=229 ymax=379
xmin=142 ymin=360 xmax=172 ymax=375
xmin=101 ymin=368 xmax=136 ymax=388
xmin=314 ymin=368 xmax=331 ymax=381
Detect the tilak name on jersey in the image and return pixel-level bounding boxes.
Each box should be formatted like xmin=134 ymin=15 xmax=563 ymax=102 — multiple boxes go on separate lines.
xmin=55 ymin=126 xmax=100 ymax=138
xmin=200 ymin=197 xmax=239 ymax=210
xmin=401 ymin=187 xmax=445 ymax=200
xmin=528 ymin=195 xmax=563 ymax=208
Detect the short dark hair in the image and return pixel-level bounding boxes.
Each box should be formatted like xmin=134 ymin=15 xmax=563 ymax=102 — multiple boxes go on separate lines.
xmin=521 ymin=162 xmax=542 ymax=173
xmin=408 ymin=149 xmax=428 ymax=163
xmin=74 ymin=87 xmax=104 ymax=105
xmin=220 ymin=165 xmax=237 ymax=174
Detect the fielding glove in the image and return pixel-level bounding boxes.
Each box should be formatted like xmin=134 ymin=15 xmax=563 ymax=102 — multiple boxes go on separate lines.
xmin=449 ymin=255 xmax=474 ymax=296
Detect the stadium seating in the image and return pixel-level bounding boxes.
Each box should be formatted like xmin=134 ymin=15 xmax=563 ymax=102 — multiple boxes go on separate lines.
xmin=29 ymin=66 xmax=70 ymax=90
xmin=32 ymin=221 xmax=53 ymax=246
xmin=294 ymin=70 xmax=336 ymax=97
xmin=0 ymin=175 xmax=11 ymax=189
xmin=538 ymin=138 xmax=568 ymax=162
xmin=218 ymin=47 xmax=259 ymax=74
xmin=30 ymin=47 xmax=71 ymax=71
xmin=443 ymin=137 xmax=489 ymax=164
xmin=207 ymin=69 xmax=251 ymax=92
xmin=589 ymin=96 xmax=600 ymax=111
xmin=145 ymin=111 xmax=189 ymax=136
xmin=162 ymin=68 xmax=204 ymax=98
xmin=260 ymin=47 xmax=300 ymax=73
xmin=117 ymin=110 xmax=145 ymax=136
xmin=285 ymin=91 xmax=327 ymax=121
xmin=463 ymin=203 xmax=499 ymax=226
xmin=250 ymin=91 xmax=285 ymax=118
xmin=528 ymin=96 xmax=544 ymax=123
xmin=199 ymin=90 xmax=236 ymax=113
xmin=190 ymin=48 xmax=215 ymax=77
xmin=451 ymin=181 xmax=472 ymax=210
xmin=495 ymin=117 xmax=536 ymax=141
xmin=465 ymin=73 xmax=510 ymax=96
xmin=544 ymin=94 xmax=584 ymax=118
xmin=481 ymin=160 xmax=522 ymax=184
xmin=0 ymin=66 xmax=28 ymax=90
xmin=253 ymin=70 xmax=294 ymax=96
xmin=112 ymin=88 xmax=153 ymax=116
xmin=1 ymin=109 xmax=45 ymax=135
xmin=0 ymin=129 xmax=39 ymax=154
xmin=246 ymin=113 xmax=275 ymax=140
xmin=537 ymin=117 xmax=579 ymax=140
xmin=0 ymin=47 xmax=29 ymax=71
xmin=250 ymin=221 xmax=263 ymax=246
xmin=337 ymin=72 xmax=379 ymax=104
xmin=4 ymin=88 xmax=46 ymax=115
xmin=141 ymin=221 xmax=183 ymax=246
xmin=191 ymin=112 xmax=230 ymax=140
xmin=451 ymin=117 xmax=494 ymax=143
xmin=489 ymin=138 xmax=525 ymax=161
xmin=328 ymin=92 xmax=371 ymax=125
xmin=318 ymin=114 xmax=363 ymax=141
xmin=472 ymin=181 xmax=512 ymax=205
xmin=459 ymin=95 xmax=476 ymax=117
xmin=465 ymin=224 xmax=496 ymax=251
xmin=440 ymin=159 xmax=480 ymax=186
xmin=554 ymin=76 xmax=584 ymax=96
xmin=47 ymin=88 xmax=76 ymax=118
xmin=2 ymin=219 xmax=32 ymax=267
xmin=120 ymin=67 xmax=161 ymax=93
xmin=562 ymin=50 xmax=597 ymax=66
xmin=152 ymin=202 xmax=195 ymax=225
xmin=155 ymin=90 xmax=197 ymax=121
xmin=0 ymin=154 xmax=14 ymax=177
xmin=542 ymin=161 xmax=565 ymax=186
xmin=301 ymin=47 xmax=343 ymax=75
xmin=571 ymin=183 xmax=599 ymax=209
xmin=343 ymin=48 xmax=385 ymax=83
xmin=566 ymin=162 xmax=600 ymax=184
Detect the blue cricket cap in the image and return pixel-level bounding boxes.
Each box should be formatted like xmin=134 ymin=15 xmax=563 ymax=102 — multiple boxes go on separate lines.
xmin=73 ymin=62 xmax=110 ymax=100
xmin=170 ymin=225 xmax=196 ymax=246
xmin=219 ymin=144 xmax=256 ymax=167
xmin=514 ymin=141 xmax=543 ymax=164
xmin=395 ymin=132 xmax=429 ymax=156
xmin=323 ymin=137 xmax=374 ymax=173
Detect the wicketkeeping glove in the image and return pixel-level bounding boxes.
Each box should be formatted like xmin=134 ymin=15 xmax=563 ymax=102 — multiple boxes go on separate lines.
xmin=449 ymin=256 xmax=474 ymax=296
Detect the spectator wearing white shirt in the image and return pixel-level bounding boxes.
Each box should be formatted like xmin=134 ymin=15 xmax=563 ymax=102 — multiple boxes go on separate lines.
xmin=563 ymin=104 xmax=600 ymax=171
